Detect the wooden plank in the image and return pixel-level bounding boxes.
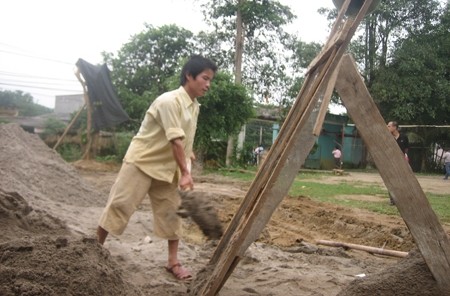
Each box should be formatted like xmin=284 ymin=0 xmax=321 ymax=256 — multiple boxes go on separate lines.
xmin=312 ymin=65 xmax=339 ymax=136
xmin=335 ymin=54 xmax=450 ymax=294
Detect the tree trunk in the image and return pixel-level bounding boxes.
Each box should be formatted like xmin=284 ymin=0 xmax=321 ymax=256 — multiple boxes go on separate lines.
xmin=226 ymin=0 xmax=244 ymax=166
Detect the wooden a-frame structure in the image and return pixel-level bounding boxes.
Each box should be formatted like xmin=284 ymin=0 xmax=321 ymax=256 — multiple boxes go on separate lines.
xmin=189 ymin=0 xmax=450 ymax=295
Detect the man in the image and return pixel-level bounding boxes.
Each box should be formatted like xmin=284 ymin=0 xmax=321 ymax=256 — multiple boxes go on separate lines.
xmin=96 ymin=55 xmax=217 ymax=280
xmin=387 ymin=121 xmax=409 ymax=205
xmin=387 ymin=121 xmax=409 ymax=158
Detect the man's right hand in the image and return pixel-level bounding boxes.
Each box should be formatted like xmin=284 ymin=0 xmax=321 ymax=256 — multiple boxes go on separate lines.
xmin=179 ymin=172 xmax=194 ymax=191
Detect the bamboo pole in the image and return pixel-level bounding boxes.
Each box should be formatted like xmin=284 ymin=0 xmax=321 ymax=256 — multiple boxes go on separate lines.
xmin=53 ymin=103 xmax=86 ymax=150
xmin=74 ymin=69 xmax=93 ymax=160
xmin=317 ymin=239 xmax=408 ymax=258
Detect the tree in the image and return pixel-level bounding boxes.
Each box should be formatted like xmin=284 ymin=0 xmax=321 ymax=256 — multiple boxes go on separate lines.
xmin=371 ymin=4 xmax=450 ymax=124
xmin=0 ymin=89 xmax=52 ymax=116
xmin=201 ymin=0 xmax=295 ymax=101
xmin=336 ymin=1 xmax=449 ymax=171
xmin=322 ymin=0 xmax=442 ymax=82
xmin=101 ymin=23 xmax=256 ymax=165
xmin=102 ymin=24 xmax=195 ymax=128
xmin=195 ymin=71 xmax=254 ymax=164
xmin=200 ymin=0 xmax=296 ymax=165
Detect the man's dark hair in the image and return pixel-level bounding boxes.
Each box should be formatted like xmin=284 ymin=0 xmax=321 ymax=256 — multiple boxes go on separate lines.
xmin=391 ymin=121 xmax=399 ymax=129
xmin=180 ymin=55 xmax=218 ymax=85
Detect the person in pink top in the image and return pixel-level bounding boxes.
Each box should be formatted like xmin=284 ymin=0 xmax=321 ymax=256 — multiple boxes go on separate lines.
xmin=96 ymin=55 xmax=217 ymax=281
xmin=332 ymin=145 xmax=342 ymax=169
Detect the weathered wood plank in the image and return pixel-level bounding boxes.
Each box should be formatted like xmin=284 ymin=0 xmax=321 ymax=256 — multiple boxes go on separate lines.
xmin=336 ymin=54 xmax=450 ymax=294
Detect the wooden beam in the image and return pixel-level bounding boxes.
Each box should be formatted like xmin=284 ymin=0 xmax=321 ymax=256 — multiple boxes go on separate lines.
xmin=335 ymin=54 xmax=450 ymax=294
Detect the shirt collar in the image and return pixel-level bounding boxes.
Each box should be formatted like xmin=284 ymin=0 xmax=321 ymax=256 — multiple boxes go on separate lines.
xmin=179 ymin=86 xmax=199 ymax=108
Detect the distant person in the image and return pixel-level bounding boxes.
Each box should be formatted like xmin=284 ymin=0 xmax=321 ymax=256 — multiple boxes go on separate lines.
xmin=442 ymin=148 xmax=450 ymax=180
xmin=332 ymin=146 xmax=342 ymax=169
xmin=96 ymin=55 xmax=217 ymax=281
xmin=387 ymin=121 xmax=409 ymax=160
xmin=387 ymin=121 xmax=409 ymax=205
xmin=254 ymin=144 xmax=264 ymax=166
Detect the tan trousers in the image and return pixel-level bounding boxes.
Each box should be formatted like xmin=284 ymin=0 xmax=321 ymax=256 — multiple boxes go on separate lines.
xmin=98 ymin=162 xmax=182 ymax=240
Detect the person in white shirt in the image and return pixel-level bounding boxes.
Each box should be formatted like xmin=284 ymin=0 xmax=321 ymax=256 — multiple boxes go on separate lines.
xmin=332 ymin=146 xmax=342 ymax=169
xmin=442 ymin=148 xmax=450 ymax=180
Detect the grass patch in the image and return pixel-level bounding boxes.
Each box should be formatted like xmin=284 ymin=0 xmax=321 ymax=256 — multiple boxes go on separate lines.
xmin=209 ymin=168 xmax=450 ymax=223
xmin=428 ymin=194 xmax=450 ymax=223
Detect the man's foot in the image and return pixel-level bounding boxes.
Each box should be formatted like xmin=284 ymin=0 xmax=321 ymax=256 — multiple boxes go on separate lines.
xmin=165 ymin=263 xmax=192 ymax=281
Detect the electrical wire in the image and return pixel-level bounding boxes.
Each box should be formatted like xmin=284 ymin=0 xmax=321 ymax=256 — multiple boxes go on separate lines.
xmin=0 ymin=42 xmax=86 ymax=105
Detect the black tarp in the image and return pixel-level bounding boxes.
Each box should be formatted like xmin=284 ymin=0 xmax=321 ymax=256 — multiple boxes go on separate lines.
xmin=76 ymin=58 xmax=129 ymax=131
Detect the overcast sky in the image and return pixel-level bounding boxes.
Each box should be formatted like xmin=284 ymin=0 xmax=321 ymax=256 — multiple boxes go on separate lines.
xmin=0 ymin=0 xmax=334 ymax=109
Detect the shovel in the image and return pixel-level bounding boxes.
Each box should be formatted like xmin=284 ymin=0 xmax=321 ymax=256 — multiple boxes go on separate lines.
xmin=177 ymin=190 xmax=223 ymax=240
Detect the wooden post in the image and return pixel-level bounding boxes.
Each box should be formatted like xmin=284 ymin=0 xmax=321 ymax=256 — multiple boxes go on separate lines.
xmin=74 ymin=69 xmax=93 ymax=160
xmin=335 ymin=54 xmax=450 ymax=294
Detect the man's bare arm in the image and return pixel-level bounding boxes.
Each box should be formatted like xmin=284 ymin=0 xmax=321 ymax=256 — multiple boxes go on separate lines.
xmin=171 ymin=138 xmax=193 ymax=190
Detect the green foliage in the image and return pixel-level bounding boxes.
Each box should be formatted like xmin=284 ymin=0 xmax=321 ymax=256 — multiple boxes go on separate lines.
xmin=113 ymin=132 xmax=134 ymax=161
xmin=203 ymin=0 xmax=295 ymax=35
xmin=103 ymin=24 xmax=195 ymax=128
xmin=56 ymin=143 xmax=82 ymax=162
xmin=41 ymin=117 xmax=66 ymax=137
xmin=371 ymin=5 xmax=450 ymax=124
xmin=0 ymin=89 xmax=52 ymax=116
xmin=195 ymin=71 xmax=254 ymax=156
xmin=234 ymin=142 xmax=256 ymax=167
xmin=200 ymin=0 xmax=297 ymax=105
xmin=244 ymin=118 xmax=274 ymax=148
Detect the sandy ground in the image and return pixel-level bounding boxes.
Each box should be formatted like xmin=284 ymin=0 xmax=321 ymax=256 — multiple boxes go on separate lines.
xmin=1 ymin=122 xmax=449 ymax=295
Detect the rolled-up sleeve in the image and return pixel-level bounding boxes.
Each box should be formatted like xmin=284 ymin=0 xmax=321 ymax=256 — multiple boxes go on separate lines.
xmin=166 ymin=127 xmax=185 ymax=142
xmin=152 ymin=98 xmax=186 ymax=141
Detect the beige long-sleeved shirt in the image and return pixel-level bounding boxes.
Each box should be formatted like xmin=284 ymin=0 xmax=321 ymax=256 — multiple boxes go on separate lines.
xmin=124 ymin=86 xmax=199 ymax=182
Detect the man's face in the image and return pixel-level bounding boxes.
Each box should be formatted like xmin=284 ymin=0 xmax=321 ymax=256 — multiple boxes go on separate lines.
xmin=387 ymin=122 xmax=396 ymax=134
xmin=187 ymin=69 xmax=215 ymax=98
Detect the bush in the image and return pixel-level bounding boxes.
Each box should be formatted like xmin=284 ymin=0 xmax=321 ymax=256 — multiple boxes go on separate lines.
xmin=57 ymin=143 xmax=82 ymax=162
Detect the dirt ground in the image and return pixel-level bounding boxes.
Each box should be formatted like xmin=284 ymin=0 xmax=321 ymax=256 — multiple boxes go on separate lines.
xmin=1 ymin=122 xmax=449 ymax=295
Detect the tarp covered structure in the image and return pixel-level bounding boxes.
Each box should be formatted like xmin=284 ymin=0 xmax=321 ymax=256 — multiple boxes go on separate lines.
xmin=76 ymin=58 xmax=129 ymax=130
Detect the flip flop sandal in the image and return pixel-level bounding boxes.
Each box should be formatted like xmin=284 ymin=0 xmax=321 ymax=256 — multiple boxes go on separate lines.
xmin=165 ymin=263 xmax=192 ymax=281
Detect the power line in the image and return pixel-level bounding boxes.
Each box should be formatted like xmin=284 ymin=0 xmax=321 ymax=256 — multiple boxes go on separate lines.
xmin=0 ymin=82 xmax=80 ymax=93
xmin=0 ymin=70 xmax=78 ymax=83
xmin=0 ymin=75 xmax=78 ymax=84
xmin=0 ymin=47 xmax=76 ymax=66
xmin=0 ymin=77 xmax=79 ymax=89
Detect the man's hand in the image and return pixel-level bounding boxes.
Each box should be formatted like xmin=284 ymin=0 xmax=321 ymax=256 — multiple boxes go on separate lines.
xmin=171 ymin=137 xmax=194 ymax=190
xmin=179 ymin=173 xmax=194 ymax=191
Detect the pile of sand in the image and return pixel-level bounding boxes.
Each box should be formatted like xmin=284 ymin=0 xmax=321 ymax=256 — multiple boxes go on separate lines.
xmin=0 ymin=123 xmax=142 ymax=295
